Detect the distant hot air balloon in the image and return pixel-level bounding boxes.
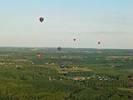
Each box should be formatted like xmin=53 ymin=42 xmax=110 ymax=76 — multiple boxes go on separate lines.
xmin=39 ymin=17 xmax=44 ymax=23
xmin=73 ymin=38 xmax=76 ymax=42
xmin=98 ymin=41 xmax=101 ymax=45
xmin=57 ymin=47 xmax=62 ymax=51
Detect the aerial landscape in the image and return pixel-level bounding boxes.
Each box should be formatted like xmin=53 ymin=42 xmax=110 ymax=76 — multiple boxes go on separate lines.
xmin=0 ymin=47 xmax=132 ymax=100
xmin=0 ymin=0 xmax=133 ymax=100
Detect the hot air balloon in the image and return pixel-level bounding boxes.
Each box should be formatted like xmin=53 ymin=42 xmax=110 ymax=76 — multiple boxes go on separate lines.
xmin=57 ymin=47 xmax=62 ymax=51
xmin=73 ymin=38 xmax=76 ymax=42
xmin=39 ymin=17 xmax=44 ymax=23
xmin=98 ymin=41 xmax=101 ymax=45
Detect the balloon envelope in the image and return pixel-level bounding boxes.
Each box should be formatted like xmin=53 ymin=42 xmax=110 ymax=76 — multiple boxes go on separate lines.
xmin=57 ymin=47 xmax=62 ymax=51
xmin=73 ymin=38 xmax=76 ymax=42
xmin=98 ymin=41 xmax=101 ymax=45
xmin=39 ymin=17 xmax=44 ymax=22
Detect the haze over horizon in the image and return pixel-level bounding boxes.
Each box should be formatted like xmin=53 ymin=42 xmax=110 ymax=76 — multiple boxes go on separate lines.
xmin=0 ymin=0 xmax=133 ymax=49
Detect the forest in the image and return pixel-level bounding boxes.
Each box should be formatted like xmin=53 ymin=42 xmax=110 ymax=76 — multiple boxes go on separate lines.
xmin=0 ymin=47 xmax=132 ymax=100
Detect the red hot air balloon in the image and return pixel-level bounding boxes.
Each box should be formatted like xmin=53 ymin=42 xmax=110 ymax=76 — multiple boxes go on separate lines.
xmin=39 ymin=17 xmax=44 ymax=23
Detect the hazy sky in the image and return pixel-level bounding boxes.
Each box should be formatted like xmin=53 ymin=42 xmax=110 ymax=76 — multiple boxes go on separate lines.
xmin=0 ymin=0 xmax=133 ymax=49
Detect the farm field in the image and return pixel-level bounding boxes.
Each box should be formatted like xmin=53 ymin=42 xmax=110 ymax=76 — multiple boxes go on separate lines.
xmin=0 ymin=47 xmax=132 ymax=100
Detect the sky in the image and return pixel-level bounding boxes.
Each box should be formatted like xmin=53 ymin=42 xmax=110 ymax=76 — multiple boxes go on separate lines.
xmin=0 ymin=0 xmax=133 ymax=49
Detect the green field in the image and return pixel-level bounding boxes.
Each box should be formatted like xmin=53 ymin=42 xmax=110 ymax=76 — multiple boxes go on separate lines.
xmin=0 ymin=47 xmax=132 ymax=100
